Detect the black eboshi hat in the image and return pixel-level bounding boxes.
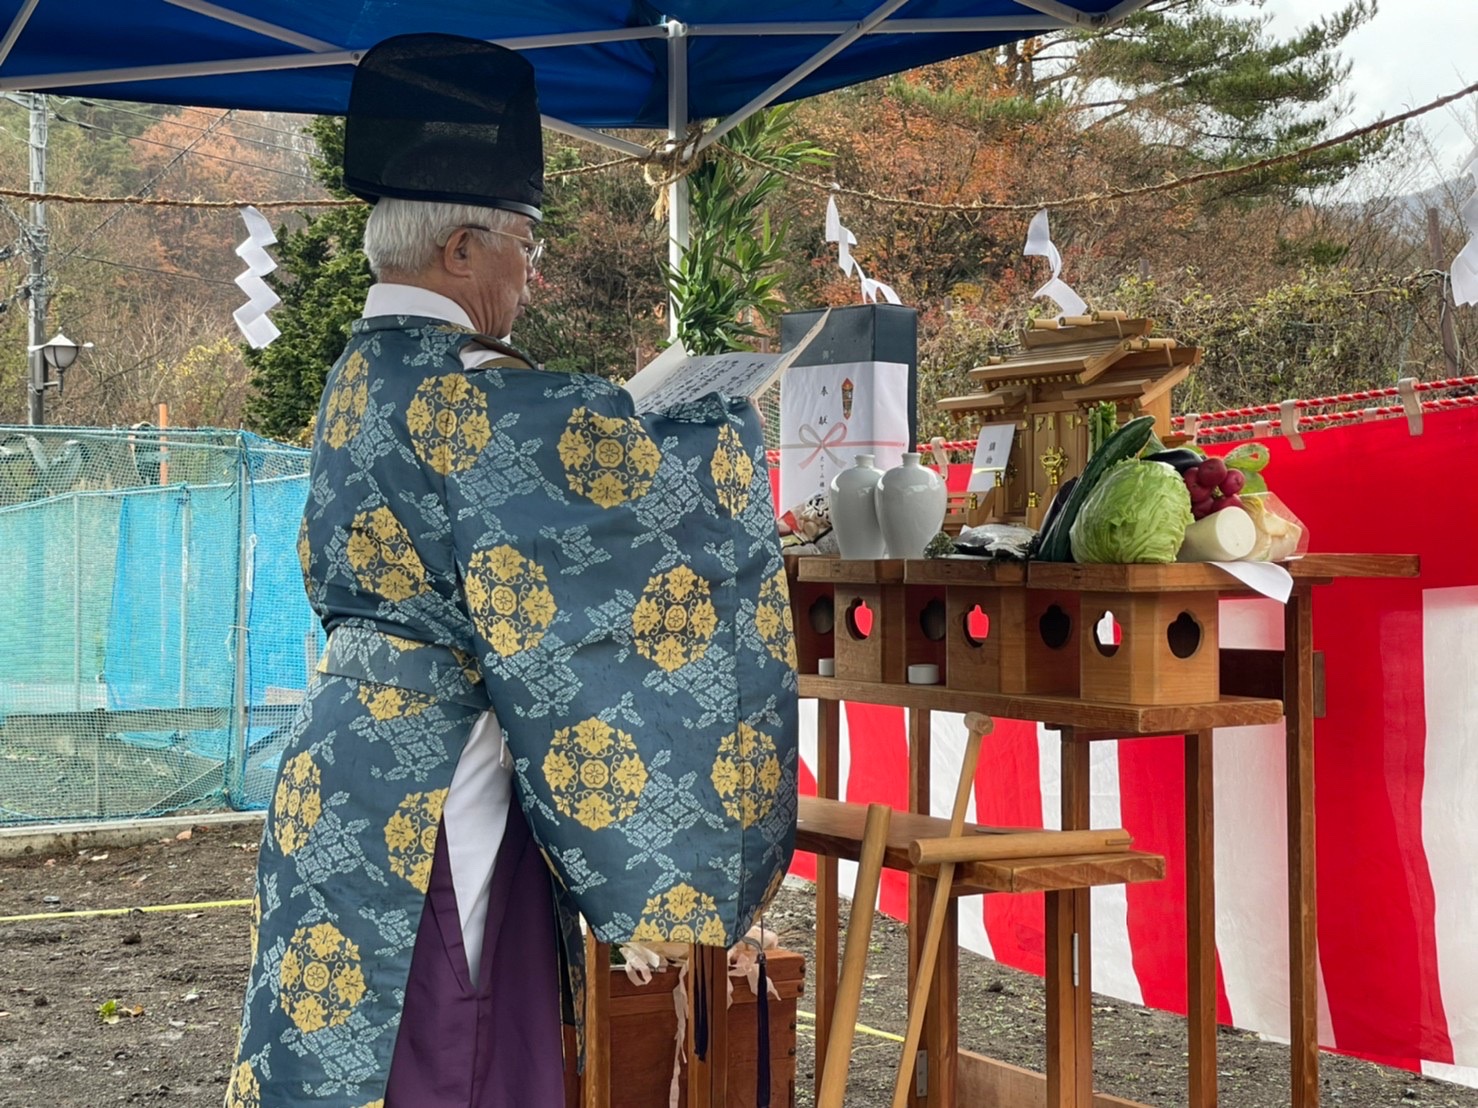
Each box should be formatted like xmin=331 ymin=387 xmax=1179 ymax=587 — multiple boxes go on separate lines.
xmin=343 ymin=33 xmax=544 ymax=221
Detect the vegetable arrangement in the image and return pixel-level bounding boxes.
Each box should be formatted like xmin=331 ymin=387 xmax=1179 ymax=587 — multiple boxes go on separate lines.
xmin=1033 ymin=418 xmax=1305 ymax=565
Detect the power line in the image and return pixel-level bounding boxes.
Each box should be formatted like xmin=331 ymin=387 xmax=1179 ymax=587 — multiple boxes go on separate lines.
xmin=51 ymin=114 xmax=317 ymax=182
xmin=141 ymin=102 xmax=311 ymax=141
xmin=63 ymin=99 xmax=311 ymax=158
xmin=49 ymin=109 xmax=239 ymax=277
xmin=68 ymin=251 xmax=239 ymax=287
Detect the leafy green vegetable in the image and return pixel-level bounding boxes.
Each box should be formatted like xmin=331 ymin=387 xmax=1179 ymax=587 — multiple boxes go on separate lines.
xmin=1069 ymin=461 xmax=1193 ymax=564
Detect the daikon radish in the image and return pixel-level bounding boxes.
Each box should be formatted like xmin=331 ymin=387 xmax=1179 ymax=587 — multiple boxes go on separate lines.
xmin=1178 ymin=506 xmax=1255 ymax=562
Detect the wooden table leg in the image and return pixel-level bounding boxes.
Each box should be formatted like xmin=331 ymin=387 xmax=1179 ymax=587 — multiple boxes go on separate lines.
xmin=1186 ymin=729 xmax=1217 ymax=1108
xmin=814 ymin=697 xmax=841 ymax=1102
xmin=1285 ymin=589 xmax=1319 ymax=1108
xmin=1056 ymin=735 xmax=1093 ymax=1107
xmin=1046 ymin=889 xmax=1089 ymax=1108
xmin=582 ymin=933 xmax=611 ymax=1108
xmin=906 ymin=707 xmax=943 ymax=1107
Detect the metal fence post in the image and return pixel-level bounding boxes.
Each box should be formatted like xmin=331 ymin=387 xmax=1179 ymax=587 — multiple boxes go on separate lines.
xmin=72 ymin=493 xmax=81 ymax=711
xmin=178 ymin=487 xmax=191 ymax=709
xmin=227 ymin=440 xmax=251 ymax=807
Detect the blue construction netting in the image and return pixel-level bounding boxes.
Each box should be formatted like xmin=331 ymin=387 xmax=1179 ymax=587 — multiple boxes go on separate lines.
xmin=0 ymin=426 xmax=320 ymax=823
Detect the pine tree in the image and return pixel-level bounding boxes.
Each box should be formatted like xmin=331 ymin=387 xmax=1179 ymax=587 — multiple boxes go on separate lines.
xmin=1031 ymin=0 xmax=1385 ymax=195
xmin=242 ymin=116 xmax=370 ymax=442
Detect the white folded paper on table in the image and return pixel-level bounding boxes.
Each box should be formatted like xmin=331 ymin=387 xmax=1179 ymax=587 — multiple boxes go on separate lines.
xmin=1211 ymin=559 xmax=1295 ymax=603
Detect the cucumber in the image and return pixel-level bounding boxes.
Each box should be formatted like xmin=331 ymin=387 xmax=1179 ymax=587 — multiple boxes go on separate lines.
xmin=1035 ymin=414 xmax=1158 ymax=562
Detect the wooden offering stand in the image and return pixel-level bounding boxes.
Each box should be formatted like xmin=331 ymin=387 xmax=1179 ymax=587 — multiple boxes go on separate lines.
xmin=938 ymin=314 xmax=1199 ymax=527
xmin=789 ymin=552 xmax=1420 ymax=1108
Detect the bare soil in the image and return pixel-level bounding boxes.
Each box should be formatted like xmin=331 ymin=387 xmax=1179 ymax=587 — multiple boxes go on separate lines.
xmin=1 ymin=825 xmax=1475 ymax=1107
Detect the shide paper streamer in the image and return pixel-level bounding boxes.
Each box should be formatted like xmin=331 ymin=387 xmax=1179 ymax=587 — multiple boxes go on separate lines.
xmin=1452 ymin=147 xmax=1478 ymax=308
xmin=1024 ymin=209 xmax=1088 ymax=318
xmin=825 ymin=194 xmax=901 ymax=305
xmin=233 ymin=206 xmax=281 ymax=349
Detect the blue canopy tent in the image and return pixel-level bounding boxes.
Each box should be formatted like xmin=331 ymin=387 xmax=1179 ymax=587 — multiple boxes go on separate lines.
xmin=0 ymin=0 xmax=1149 ymax=264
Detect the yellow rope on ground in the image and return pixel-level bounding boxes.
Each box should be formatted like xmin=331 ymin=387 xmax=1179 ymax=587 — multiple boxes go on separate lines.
xmin=0 ymin=897 xmax=250 ymax=923
xmin=795 ymin=1008 xmax=905 ymax=1044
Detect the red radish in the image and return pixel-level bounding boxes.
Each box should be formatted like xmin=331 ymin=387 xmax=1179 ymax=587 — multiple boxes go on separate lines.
xmin=1220 ymin=469 xmax=1246 ymax=495
xmin=1210 ymin=493 xmax=1243 ymax=512
xmin=1197 ymin=456 xmax=1228 ymax=487
xmin=1188 ymin=483 xmax=1214 ymax=505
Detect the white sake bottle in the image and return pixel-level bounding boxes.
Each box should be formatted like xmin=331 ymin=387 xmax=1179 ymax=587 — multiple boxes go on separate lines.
xmin=876 ymin=452 xmax=947 ymax=559
xmin=829 ymin=454 xmax=888 ymax=559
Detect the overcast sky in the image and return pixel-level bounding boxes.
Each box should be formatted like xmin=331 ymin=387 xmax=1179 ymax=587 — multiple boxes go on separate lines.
xmin=1239 ymin=0 xmax=1475 ymax=183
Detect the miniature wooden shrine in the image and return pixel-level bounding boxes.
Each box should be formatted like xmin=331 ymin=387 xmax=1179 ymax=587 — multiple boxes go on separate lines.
xmin=939 ymin=313 xmax=1200 ymax=526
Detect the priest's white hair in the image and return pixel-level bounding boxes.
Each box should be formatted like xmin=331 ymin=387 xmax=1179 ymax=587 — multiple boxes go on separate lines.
xmin=363 ymin=198 xmax=526 ymax=279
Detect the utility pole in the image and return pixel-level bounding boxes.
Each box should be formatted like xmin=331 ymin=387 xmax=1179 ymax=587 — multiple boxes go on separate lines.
xmin=25 ymin=91 xmax=48 ymax=426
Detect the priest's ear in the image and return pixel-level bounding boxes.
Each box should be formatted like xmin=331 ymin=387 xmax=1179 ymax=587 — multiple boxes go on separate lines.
xmin=442 ymin=228 xmax=478 ymax=278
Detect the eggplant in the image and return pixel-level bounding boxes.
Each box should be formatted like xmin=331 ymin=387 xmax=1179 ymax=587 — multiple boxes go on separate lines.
xmin=1028 ymin=476 xmax=1078 ymax=559
xmin=1142 ymin=448 xmax=1204 ymax=473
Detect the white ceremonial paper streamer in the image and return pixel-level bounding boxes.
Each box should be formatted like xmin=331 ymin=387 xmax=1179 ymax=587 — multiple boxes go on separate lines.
xmin=234 ymin=205 xmax=281 ymax=349
xmin=1024 ymin=209 xmax=1089 ymax=317
xmin=826 ymin=193 xmax=901 ymax=305
xmin=1452 ymin=151 xmax=1478 ymax=307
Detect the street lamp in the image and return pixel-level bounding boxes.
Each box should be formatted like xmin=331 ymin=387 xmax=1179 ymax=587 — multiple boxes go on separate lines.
xmin=26 ymin=331 xmax=92 ymax=422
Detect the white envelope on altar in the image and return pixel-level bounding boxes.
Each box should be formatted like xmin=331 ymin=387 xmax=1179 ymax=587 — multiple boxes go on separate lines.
xmin=778 ymin=360 xmax=912 ymax=512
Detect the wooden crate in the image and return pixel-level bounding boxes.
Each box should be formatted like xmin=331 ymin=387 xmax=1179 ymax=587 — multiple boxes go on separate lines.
xmin=788 ymin=576 xmax=836 ymax=676
xmin=1078 ymin=591 xmax=1219 ymax=705
xmin=603 ymin=949 xmax=805 ymax=1108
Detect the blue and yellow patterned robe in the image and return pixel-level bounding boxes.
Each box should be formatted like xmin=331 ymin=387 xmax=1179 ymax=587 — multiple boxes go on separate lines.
xmin=227 ymin=317 xmax=798 ymax=1107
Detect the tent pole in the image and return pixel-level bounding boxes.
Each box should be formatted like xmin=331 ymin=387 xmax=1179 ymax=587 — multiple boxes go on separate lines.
xmin=0 ymin=26 xmax=667 ymax=92
xmin=684 ymin=16 xmax=1068 ymax=36
xmin=695 ymin=0 xmax=914 ymax=155
xmin=1012 ymin=0 xmax=1105 ymax=25
xmin=161 ymin=0 xmax=338 ymax=51
xmin=542 ymin=116 xmax=648 ymax=158
xmin=666 ymin=19 xmax=689 ymax=342
xmin=0 ymin=0 xmax=40 ymax=69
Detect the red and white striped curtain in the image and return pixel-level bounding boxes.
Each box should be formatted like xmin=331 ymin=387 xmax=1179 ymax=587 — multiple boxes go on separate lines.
xmin=785 ymin=404 xmax=1478 ymax=1083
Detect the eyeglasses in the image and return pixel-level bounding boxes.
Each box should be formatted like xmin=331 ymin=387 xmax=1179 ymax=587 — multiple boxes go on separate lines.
xmin=445 ymin=223 xmax=544 ymax=269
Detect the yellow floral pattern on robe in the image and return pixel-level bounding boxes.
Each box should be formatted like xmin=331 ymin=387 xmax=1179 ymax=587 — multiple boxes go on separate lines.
xmin=405 ymin=373 xmax=494 ymax=475
xmin=557 ymin=406 xmax=662 ymax=508
xmin=223 ymin=1060 xmax=261 ymax=1108
xmin=273 ymin=751 xmax=322 ymax=856
xmin=753 ymin=567 xmax=798 ymax=669
xmin=278 ymin=922 xmax=368 ymax=1034
xmin=710 ymin=424 xmax=754 ymax=517
xmin=631 ymin=565 xmax=718 ymax=672
xmin=711 ymin=723 xmax=783 ymax=829
xmin=236 ymin=319 xmax=797 ymax=1103
xmin=297 ymin=515 xmax=312 ymax=582
xmin=632 ymin=883 xmax=728 ymax=946
xmin=384 ymin=789 xmax=447 ymax=893
xmin=542 ymin=718 xmax=648 ymax=831
xmin=464 ymin=544 xmax=557 ymax=657
xmin=346 ymin=506 xmax=428 ymax=603
xmin=249 ymin=892 xmax=261 ymax=965
xmin=356 ymin=683 xmax=434 ymax=720
xmin=321 ymin=351 xmax=369 ymax=449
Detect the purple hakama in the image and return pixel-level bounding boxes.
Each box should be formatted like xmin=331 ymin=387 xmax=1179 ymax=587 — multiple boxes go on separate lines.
xmin=386 ymin=802 xmax=566 ymax=1107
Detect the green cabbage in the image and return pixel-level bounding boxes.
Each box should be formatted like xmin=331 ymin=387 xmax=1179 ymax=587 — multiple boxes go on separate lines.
xmin=1068 ymin=460 xmax=1192 ymax=564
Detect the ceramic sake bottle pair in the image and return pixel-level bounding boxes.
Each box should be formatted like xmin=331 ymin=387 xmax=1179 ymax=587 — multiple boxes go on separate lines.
xmin=829 ymin=452 xmax=946 ymax=559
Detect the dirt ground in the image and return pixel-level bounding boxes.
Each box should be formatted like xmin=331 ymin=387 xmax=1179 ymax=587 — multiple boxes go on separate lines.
xmin=1 ymin=823 xmax=1475 ymax=1108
